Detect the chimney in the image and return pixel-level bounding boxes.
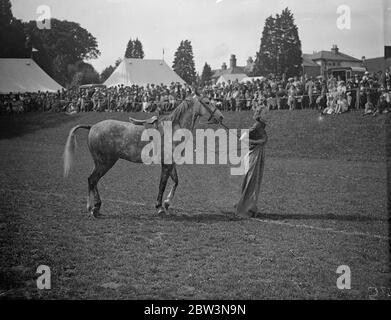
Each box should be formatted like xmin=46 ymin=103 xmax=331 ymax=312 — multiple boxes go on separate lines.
xmin=221 ymin=62 xmax=227 ymax=70
xmin=331 ymin=45 xmax=339 ymax=55
xmin=230 ymin=54 xmax=237 ymax=68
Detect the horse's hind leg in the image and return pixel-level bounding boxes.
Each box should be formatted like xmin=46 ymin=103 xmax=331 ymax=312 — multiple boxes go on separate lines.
xmin=87 ymin=158 xmax=117 ymax=217
xmin=164 ymin=165 xmax=178 ymax=211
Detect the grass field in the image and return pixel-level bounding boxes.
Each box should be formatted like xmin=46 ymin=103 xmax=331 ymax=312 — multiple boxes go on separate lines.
xmin=0 ymin=110 xmax=390 ymax=299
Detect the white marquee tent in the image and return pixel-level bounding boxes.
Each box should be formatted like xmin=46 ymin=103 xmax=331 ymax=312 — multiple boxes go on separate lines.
xmin=104 ymin=58 xmax=185 ymax=87
xmin=240 ymin=76 xmax=266 ymax=83
xmin=0 ymin=58 xmax=63 ymax=94
xmin=216 ymin=73 xmax=247 ymax=85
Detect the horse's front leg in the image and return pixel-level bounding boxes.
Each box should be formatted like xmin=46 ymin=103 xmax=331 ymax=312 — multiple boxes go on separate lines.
xmin=156 ymin=164 xmax=171 ymax=214
xmin=164 ymin=165 xmax=178 ymax=211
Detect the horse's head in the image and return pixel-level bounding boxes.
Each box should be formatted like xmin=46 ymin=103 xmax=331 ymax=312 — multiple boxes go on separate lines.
xmin=193 ymin=95 xmax=224 ymax=124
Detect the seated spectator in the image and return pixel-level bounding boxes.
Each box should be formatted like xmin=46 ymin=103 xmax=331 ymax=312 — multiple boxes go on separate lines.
xmin=373 ymin=87 xmax=390 ymax=116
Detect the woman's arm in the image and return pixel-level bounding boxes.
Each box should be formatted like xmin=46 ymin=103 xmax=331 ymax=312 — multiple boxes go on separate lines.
xmin=249 ymin=134 xmax=268 ymax=146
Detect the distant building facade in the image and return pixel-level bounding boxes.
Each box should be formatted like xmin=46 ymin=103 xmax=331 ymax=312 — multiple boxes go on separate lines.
xmin=363 ymin=57 xmax=391 ymax=74
xmin=213 ymin=47 xmax=368 ymax=81
xmin=211 ymin=54 xmax=254 ymax=82
xmin=302 ymin=45 xmax=363 ymax=78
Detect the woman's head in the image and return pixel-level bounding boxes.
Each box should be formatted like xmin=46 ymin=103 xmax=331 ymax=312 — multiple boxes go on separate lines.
xmin=253 ymin=107 xmax=267 ymax=126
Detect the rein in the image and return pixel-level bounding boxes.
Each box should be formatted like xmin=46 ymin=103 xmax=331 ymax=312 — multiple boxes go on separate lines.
xmin=200 ymin=101 xmax=247 ymax=155
xmin=196 ymin=96 xmax=242 ymax=141
xmin=197 ymin=98 xmax=219 ymax=123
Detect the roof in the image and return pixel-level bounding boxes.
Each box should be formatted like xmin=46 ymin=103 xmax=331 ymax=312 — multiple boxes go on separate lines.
xmin=306 ymin=50 xmax=361 ymax=62
xmin=363 ymin=57 xmax=391 ymax=73
xmin=216 ymin=73 xmax=247 ymax=84
xmin=302 ymin=54 xmax=320 ymax=67
xmin=0 ymin=58 xmax=63 ymax=94
xmin=104 ymin=58 xmax=185 ymax=87
xmin=212 ymin=66 xmax=248 ymax=79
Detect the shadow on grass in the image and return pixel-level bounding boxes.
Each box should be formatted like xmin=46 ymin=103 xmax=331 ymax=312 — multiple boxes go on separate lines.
xmin=160 ymin=212 xmax=233 ymax=224
xmin=97 ymin=207 xmax=384 ymax=224
xmin=0 ymin=112 xmax=81 ymax=139
xmin=97 ymin=207 xmax=234 ymax=223
xmin=242 ymin=211 xmax=384 ymax=222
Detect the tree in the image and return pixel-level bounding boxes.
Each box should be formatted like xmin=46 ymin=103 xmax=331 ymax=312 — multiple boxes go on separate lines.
xmin=172 ymin=40 xmax=196 ymax=85
xmin=253 ymin=15 xmax=276 ymax=76
xmin=125 ymin=38 xmax=134 ymax=58
xmin=125 ymin=38 xmax=144 ymax=58
xmin=100 ymin=58 xmax=122 ymax=82
xmin=200 ymin=62 xmax=213 ymax=86
xmin=100 ymin=65 xmax=115 ymax=83
xmin=23 ymin=19 xmax=100 ymax=86
xmin=133 ymin=38 xmax=144 ymax=59
xmin=0 ymin=0 xmax=27 ymax=58
xmin=278 ymin=8 xmax=302 ymax=77
xmin=68 ymin=61 xmax=100 ymax=87
xmin=253 ymin=8 xmax=302 ymax=78
xmin=24 ymin=31 xmax=53 ymax=78
xmin=0 ymin=1 xmax=100 ymax=87
xmin=0 ymin=0 xmax=13 ymax=26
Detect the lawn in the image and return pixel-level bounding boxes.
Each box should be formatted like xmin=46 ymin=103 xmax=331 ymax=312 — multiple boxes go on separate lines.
xmin=0 ymin=109 xmax=389 ymax=299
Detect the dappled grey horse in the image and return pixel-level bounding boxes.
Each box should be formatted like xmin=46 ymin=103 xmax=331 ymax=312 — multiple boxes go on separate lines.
xmin=63 ymin=96 xmax=224 ymax=217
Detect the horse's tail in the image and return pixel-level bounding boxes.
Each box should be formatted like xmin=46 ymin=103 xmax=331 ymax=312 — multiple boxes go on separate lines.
xmin=63 ymin=125 xmax=92 ymax=178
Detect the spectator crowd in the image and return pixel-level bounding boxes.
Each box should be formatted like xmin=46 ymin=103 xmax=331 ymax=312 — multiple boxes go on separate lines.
xmin=1 ymin=68 xmax=390 ymax=116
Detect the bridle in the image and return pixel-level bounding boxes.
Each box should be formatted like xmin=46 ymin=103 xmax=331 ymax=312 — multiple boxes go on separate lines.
xmin=195 ymin=96 xmax=242 ymax=140
xmin=196 ymin=96 xmax=221 ymax=123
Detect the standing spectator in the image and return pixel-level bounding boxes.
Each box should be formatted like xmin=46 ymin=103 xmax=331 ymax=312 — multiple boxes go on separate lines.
xmin=305 ymin=77 xmax=315 ymax=109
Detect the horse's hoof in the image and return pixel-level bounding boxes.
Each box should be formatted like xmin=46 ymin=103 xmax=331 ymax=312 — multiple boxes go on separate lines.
xmin=157 ymin=207 xmax=165 ymax=215
xmin=91 ymin=208 xmax=101 ymax=218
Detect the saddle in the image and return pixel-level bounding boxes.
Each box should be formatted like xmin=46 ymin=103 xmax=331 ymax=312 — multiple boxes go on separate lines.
xmin=129 ymin=115 xmax=158 ymax=127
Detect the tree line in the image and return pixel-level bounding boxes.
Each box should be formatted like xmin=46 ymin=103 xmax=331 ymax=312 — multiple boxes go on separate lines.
xmin=1 ymin=0 xmax=302 ymax=88
xmin=201 ymin=8 xmax=302 ymax=84
xmin=0 ymin=0 xmax=101 ymax=87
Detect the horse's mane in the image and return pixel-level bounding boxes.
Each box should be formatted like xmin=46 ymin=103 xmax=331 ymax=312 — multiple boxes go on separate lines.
xmin=161 ymin=98 xmax=195 ymax=124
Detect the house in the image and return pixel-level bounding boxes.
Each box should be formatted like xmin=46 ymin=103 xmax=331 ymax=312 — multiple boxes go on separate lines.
xmin=211 ymin=54 xmax=254 ymax=82
xmin=363 ymin=56 xmax=391 ymax=74
xmin=303 ymin=45 xmax=363 ymax=78
xmin=302 ymin=54 xmax=321 ymax=78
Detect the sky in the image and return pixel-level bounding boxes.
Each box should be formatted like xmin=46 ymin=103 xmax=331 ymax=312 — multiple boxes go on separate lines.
xmin=10 ymin=0 xmax=388 ymax=73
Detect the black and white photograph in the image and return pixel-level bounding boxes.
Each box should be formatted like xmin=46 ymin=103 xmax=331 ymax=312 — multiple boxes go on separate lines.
xmin=0 ymin=0 xmax=390 ymax=303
